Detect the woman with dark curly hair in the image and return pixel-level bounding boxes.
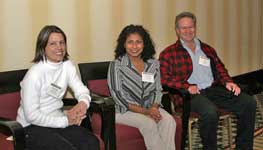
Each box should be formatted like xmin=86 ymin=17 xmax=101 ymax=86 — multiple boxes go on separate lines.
xmin=108 ymin=24 xmax=176 ymax=150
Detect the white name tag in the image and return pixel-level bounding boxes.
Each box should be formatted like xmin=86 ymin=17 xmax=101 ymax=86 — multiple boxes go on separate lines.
xmin=199 ymin=56 xmax=210 ymax=67
xmin=142 ymin=72 xmax=154 ymax=83
xmin=47 ymin=83 xmax=62 ymax=98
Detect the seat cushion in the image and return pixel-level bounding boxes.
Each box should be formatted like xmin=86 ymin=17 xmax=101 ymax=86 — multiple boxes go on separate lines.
xmin=92 ymin=113 xmax=182 ymax=150
xmin=0 ymin=132 xmax=14 ymax=150
xmin=91 ymin=113 xmax=146 ymax=150
xmin=115 ymin=124 xmax=146 ymax=150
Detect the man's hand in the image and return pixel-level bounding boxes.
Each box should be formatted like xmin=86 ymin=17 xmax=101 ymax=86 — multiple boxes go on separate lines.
xmin=188 ymin=85 xmax=200 ymax=94
xmin=226 ymin=82 xmax=241 ymax=96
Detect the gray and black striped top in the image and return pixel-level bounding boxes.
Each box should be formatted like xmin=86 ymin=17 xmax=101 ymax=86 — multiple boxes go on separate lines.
xmin=107 ymin=54 xmax=163 ymax=113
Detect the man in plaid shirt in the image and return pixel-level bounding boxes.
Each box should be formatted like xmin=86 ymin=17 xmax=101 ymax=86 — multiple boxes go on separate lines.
xmin=159 ymin=11 xmax=256 ymax=150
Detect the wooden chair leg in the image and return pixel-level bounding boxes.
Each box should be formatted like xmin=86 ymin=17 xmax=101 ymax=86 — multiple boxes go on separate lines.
xmin=188 ymin=118 xmax=198 ymax=150
xmin=188 ymin=119 xmax=193 ymax=150
xmin=227 ymin=116 xmax=233 ymax=150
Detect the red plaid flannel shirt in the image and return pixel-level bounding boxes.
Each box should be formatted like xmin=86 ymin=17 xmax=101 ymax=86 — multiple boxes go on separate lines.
xmin=159 ymin=39 xmax=233 ymax=91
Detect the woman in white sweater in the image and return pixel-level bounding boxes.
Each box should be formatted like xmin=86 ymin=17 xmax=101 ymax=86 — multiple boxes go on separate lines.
xmin=16 ymin=25 xmax=99 ymax=150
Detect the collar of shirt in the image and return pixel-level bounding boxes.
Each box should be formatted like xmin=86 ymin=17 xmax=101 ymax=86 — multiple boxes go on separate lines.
xmin=120 ymin=54 xmax=154 ymax=71
xmin=180 ymin=38 xmax=201 ymax=55
xmin=180 ymin=38 xmax=214 ymax=89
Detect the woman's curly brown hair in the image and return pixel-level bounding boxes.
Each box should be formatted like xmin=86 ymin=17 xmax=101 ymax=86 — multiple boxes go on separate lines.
xmin=114 ymin=24 xmax=156 ymax=61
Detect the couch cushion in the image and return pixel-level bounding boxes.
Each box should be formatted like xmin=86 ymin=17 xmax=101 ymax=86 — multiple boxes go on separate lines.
xmin=0 ymin=91 xmax=20 ymax=120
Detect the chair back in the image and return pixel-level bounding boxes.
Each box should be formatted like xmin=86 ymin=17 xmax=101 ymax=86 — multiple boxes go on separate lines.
xmin=79 ymin=62 xmax=117 ymax=150
xmin=0 ymin=69 xmax=27 ymax=150
xmin=0 ymin=69 xmax=27 ymax=120
xmin=78 ymin=62 xmax=111 ymax=96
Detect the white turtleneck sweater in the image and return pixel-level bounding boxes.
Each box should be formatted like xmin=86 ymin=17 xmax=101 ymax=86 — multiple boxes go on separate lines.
xmin=16 ymin=60 xmax=91 ymax=128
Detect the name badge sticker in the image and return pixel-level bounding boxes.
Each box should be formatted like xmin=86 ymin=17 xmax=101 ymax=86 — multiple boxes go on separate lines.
xmin=47 ymin=83 xmax=62 ymax=98
xmin=199 ymin=56 xmax=210 ymax=67
xmin=142 ymin=72 xmax=154 ymax=83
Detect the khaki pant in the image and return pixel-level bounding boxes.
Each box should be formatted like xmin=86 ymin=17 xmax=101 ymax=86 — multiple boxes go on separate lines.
xmin=116 ymin=108 xmax=176 ymax=150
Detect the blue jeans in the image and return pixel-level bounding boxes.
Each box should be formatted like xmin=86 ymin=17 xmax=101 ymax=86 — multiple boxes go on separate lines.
xmin=191 ymin=86 xmax=256 ymax=150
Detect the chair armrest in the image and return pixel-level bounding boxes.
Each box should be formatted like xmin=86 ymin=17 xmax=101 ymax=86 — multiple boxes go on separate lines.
xmin=237 ymin=83 xmax=261 ymax=95
xmin=92 ymin=95 xmax=115 ymax=105
xmin=62 ymin=96 xmax=116 ymax=150
xmin=162 ymin=86 xmax=191 ymax=150
xmin=89 ymin=96 xmax=116 ymax=150
xmin=0 ymin=118 xmax=25 ymax=150
xmin=62 ymin=98 xmax=78 ymax=106
xmin=162 ymin=86 xmax=190 ymax=98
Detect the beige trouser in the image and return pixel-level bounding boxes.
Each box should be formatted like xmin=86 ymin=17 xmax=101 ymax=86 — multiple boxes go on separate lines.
xmin=116 ymin=108 xmax=176 ymax=150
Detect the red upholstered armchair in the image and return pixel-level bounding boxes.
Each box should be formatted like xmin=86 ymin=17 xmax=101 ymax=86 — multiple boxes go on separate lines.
xmin=0 ymin=69 xmax=105 ymax=150
xmin=0 ymin=69 xmax=27 ymax=150
xmin=78 ymin=61 xmax=182 ymax=150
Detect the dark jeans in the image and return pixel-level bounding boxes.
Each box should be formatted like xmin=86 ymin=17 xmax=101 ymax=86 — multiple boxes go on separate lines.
xmin=191 ymin=86 xmax=256 ymax=150
xmin=24 ymin=125 xmax=100 ymax=150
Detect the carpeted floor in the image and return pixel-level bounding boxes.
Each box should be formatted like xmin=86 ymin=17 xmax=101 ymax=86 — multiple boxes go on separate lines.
xmin=252 ymin=93 xmax=263 ymax=150
xmin=253 ymin=128 xmax=263 ymax=150
xmin=185 ymin=93 xmax=263 ymax=150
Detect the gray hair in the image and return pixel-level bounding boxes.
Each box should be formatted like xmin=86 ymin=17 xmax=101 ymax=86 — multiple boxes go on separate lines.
xmin=175 ymin=12 xmax=197 ymax=29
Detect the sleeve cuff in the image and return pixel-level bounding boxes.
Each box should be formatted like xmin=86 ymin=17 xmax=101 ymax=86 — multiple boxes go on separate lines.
xmin=78 ymin=95 xmax=91 ymax=109
xmin=62 ymin=116 xmax=69 ymax=128
xmin=79 ymin=99 xmax=90 ymax=109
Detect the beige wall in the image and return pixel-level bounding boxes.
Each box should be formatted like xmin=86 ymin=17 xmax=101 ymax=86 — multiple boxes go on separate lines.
xmin=0 ymin=0 xmax=262 ymax=76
